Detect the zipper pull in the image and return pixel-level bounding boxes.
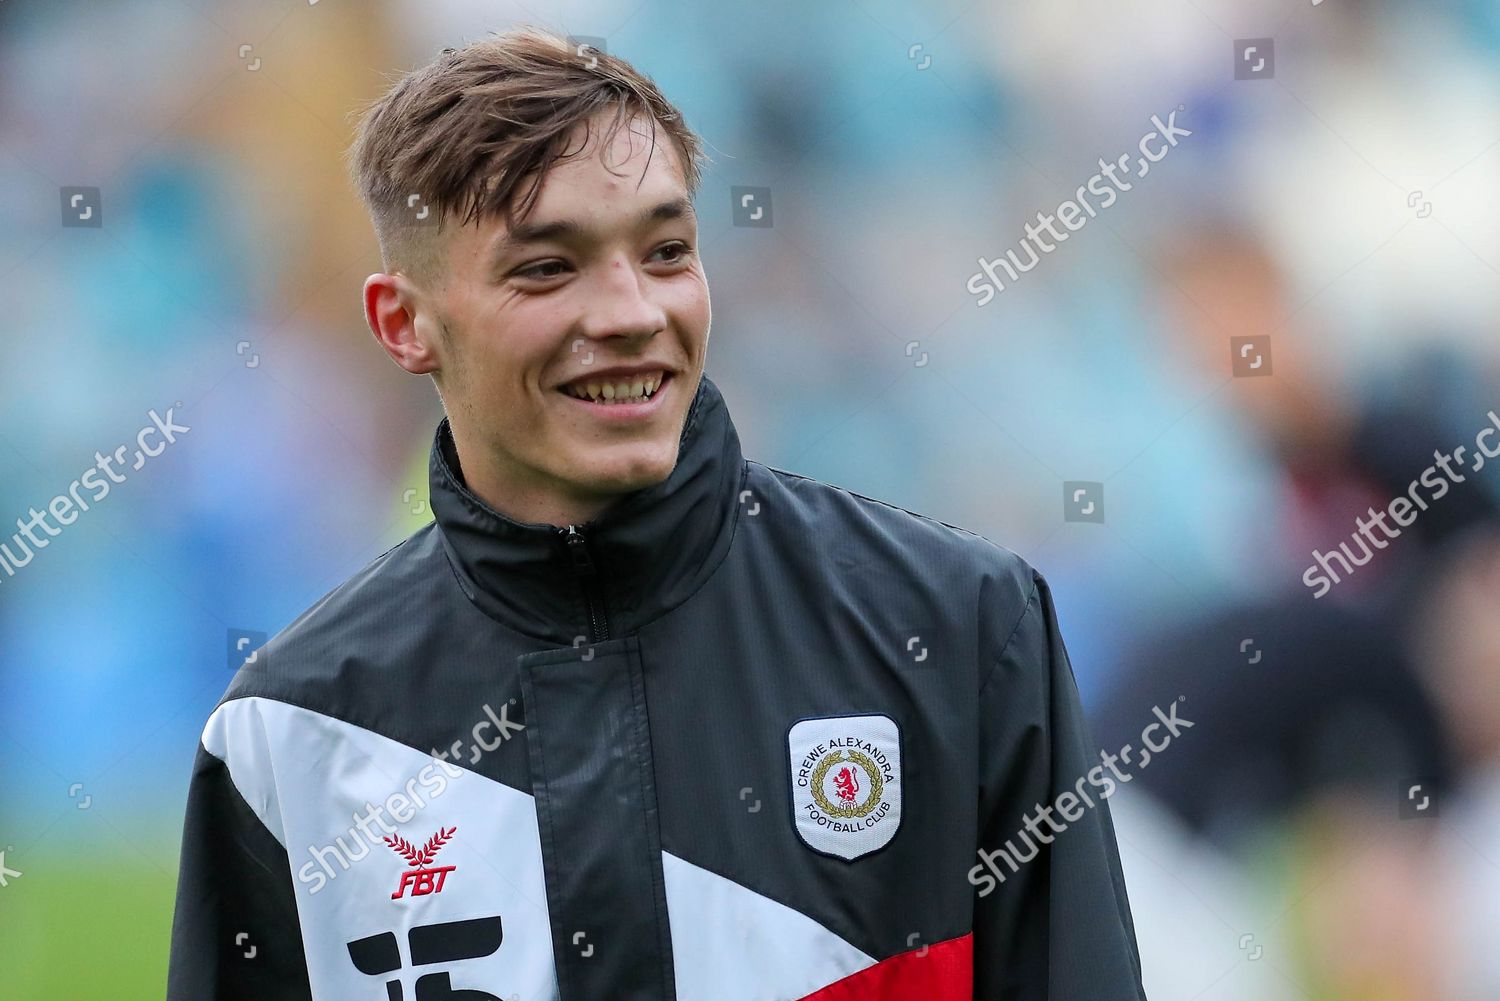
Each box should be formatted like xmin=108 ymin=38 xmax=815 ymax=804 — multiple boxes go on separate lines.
xmin=560 ymin=524 xmax=596 ymax=578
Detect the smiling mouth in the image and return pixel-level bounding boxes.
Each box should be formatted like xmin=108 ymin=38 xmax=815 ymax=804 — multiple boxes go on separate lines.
xmin=558 ymin=371 xmax=671 ymax=405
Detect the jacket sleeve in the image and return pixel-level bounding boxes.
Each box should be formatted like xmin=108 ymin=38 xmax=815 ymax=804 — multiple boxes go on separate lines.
xmin=971 ymin=570 xmax=1147 ymax=1000
xmin=167 ymin=741 xmax=313 ymax=1000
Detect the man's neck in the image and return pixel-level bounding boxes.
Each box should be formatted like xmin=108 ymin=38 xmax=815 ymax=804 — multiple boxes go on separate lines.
xmin=448 ymin=430 xmax=615 ymax=529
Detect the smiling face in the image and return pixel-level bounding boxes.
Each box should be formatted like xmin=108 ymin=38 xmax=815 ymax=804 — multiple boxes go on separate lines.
xmin=368 ymin=110 xmax=711 ymax=527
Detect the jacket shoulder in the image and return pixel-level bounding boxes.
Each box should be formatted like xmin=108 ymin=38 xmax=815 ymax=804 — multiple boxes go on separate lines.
xmin=219 ymin=522 xmax=450 ymax=706
xmin=746 ymin=460 xmax=1039 ymax=615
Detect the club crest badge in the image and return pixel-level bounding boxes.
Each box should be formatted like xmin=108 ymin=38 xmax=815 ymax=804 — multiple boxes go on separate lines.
xmin=787 ymin=714 xmax=902 ymax=861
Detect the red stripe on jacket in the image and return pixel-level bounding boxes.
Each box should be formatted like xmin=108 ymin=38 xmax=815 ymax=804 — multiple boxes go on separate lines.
xmin=798 ymin=932 xmax=973 ymax=1000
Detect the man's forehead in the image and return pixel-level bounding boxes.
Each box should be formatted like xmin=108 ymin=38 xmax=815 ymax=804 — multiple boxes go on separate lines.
xmin=489 ymin=195 xmax=696 ymax=254
xmin=510 ymin=195 xmax=696 ymax=240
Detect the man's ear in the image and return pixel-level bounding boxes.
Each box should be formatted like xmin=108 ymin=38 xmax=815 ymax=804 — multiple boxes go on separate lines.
xmin=364 ymin=272 xmax=442 ymax=376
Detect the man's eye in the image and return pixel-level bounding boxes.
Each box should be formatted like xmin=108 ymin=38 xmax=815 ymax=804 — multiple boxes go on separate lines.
xmin=514 ymin=245 xmax=690 ymax=281
xmin=516 ymin=260 xmax=568 ymax=280
xmin=653 ymin=242 xmax=694 ymax=264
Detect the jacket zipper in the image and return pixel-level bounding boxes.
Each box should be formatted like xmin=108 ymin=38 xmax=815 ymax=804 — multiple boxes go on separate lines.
xmin=560 ymin=524 xmax=610 ymax=643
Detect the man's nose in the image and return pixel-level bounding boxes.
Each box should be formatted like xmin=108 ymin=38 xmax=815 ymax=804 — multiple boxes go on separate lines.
xmin=578 ymin=255 xmax=668 ymax=341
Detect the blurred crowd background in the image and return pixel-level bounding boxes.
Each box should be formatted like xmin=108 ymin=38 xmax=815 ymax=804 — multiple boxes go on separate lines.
xmin=2 ymin=0 xmax=1499 ymax=996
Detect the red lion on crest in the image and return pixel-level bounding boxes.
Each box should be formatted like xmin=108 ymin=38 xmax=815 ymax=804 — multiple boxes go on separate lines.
xmin=833 ymin=765 xmax=860 ymax=803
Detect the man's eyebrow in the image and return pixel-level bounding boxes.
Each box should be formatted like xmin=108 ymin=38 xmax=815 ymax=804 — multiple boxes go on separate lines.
xmin=492 ymin=197 xmax=696 ymax=258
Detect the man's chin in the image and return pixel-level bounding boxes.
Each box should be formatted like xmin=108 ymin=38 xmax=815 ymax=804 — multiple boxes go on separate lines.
xmin=568 ymin=441 xmax=681 ymax=497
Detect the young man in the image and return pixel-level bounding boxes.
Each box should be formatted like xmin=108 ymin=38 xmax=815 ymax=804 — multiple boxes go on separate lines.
xmin=168 ymin=26 xmax=1147 ymax=1001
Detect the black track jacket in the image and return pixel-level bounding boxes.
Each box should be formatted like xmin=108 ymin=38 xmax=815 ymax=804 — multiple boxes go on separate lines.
xmin=168 ymin=374 xmax=1147 ymax=1000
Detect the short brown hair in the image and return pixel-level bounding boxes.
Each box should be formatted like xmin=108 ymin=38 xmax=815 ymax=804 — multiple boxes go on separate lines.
xmin=348 ymin=25 xmax=708 ymax=281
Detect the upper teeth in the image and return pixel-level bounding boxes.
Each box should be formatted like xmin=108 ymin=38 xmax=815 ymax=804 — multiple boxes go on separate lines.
xmin=562 ymin=371 xmax=664 ymax=403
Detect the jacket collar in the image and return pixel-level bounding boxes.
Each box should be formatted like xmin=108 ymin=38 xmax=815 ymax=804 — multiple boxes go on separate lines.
xmin=428 ymin=373 xmax=744 ymax=644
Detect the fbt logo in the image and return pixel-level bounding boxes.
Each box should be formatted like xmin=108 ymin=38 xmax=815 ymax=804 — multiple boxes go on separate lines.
xmin=385 ymin=826 xmax=458 ymax=900
xmin=348 ymin=916 xmax=503 ymax=1000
